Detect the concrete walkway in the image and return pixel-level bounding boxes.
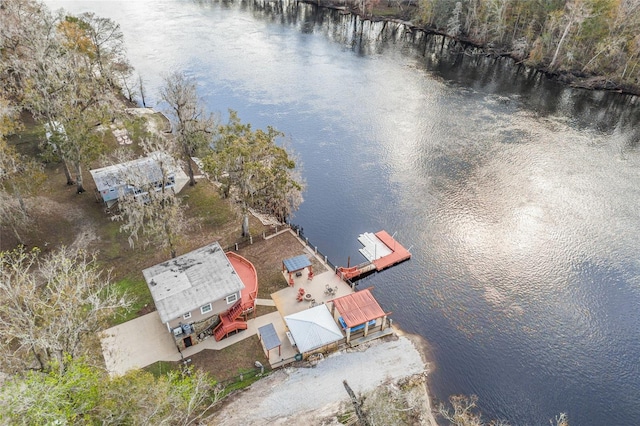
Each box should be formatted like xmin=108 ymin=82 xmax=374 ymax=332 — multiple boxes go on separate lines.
xmin=100 ymin=310 xmax=294 ymax=376
xmin=100 ymin=311 xmax=177 ymax=377
xmin=162 ymin=311 xmax=295 ymax=363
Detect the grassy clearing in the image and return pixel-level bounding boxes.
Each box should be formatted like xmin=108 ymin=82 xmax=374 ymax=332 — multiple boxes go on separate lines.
xmin=253 ymin=305 xmax=278 ymax=317
xmin=182 ymin=182 xmax=234 ymax=230
xmin=259 ymin=270 xmax=289 ymax=299
xmin=111 ymin=276 xmax=155 ymax=325
xmin=187 ymin=335 xmax=269 ymax=383
xmin=220 ymin=369 xmax=268 ymax=396
xmin=145 ymin=360 xmax=181 ymax=378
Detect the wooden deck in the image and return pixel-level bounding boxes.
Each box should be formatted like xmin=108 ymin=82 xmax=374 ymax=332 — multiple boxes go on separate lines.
xmin=337 ymin=230 xmax=411 ymax=280
xmin=372 ymin=230 xmax=411 ymax=271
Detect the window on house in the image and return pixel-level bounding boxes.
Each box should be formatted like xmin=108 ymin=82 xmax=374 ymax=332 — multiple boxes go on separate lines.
xmin=226 ymin=293 xmax=238 ymax=304
xmin=200 ymin=303 xmax=212 ymax=315
xmin=183 ymin=312 xmax=192 ymax=320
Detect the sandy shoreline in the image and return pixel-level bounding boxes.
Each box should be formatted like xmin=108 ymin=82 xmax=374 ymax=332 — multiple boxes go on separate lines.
xmin=213 ymin=330 xmax=438 ymax=425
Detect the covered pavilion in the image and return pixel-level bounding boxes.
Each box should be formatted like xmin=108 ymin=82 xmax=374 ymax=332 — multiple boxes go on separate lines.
xmin=330 ymin=288 xmax=390 ymax=343
xmin=282 ymin=254 xmax=314 ymax=285
xmin=284 ymin=304 xmax=343 ymax=357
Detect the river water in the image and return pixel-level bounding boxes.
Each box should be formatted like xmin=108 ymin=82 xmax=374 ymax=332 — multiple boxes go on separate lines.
xmin=45 ymin=0 xmax=640 ymax=424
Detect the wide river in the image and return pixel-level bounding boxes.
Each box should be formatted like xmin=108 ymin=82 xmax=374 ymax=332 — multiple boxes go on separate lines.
xmin=46 ymin=0 xmax=640 ymax=424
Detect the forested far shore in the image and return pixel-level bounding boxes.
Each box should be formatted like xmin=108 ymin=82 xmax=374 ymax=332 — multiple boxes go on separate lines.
xmin=316 ymin=0 xmax=640 ymax=96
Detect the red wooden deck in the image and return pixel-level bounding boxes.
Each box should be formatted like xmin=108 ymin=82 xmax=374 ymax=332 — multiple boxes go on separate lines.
xmin=372 ymin=230 xmax=411 ymax=271
xmin=213 ymin=253 xmax=258 ymax=341
xmin=227 ymin=252 xmax=258 ymax=314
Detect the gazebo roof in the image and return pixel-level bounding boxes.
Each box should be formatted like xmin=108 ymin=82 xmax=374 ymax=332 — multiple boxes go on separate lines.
xmin=282 ymin=254 xmax=311 ymax=273
xmin=332 ymin=288 xmax=386 ymax=328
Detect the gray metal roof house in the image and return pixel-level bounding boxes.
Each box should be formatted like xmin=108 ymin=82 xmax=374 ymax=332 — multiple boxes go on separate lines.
xmin=142 ymin=242 xmax=246 ymax=333
xmin=90 ymin=151 xmax=177 ymax=207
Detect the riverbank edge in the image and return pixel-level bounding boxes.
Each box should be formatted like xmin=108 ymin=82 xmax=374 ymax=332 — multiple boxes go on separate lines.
xmin=394 ymin=326 xmax=439 ymax=425
xmin=300 ymin=0 xmax=640 ymax=98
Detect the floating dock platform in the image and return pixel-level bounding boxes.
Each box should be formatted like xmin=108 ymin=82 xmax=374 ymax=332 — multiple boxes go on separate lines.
xmin=337 ymin=230 xmax=411 ymax=280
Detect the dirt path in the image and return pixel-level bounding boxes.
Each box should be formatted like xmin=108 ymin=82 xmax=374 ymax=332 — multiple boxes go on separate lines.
xmin=213 ymin=335 xmax=437 ymax=425
xmin=28 ymin=196 xmax=100 ymax=250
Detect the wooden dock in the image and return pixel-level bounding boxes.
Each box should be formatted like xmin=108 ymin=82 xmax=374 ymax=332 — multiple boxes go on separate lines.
xmin=337 ymin=230 xmax=411 ymax=280
xmin=371 ymin=230 xmax=411 ymax=270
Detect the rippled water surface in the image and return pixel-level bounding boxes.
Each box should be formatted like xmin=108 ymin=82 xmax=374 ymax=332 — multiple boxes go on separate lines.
xmin=45 ymin=0 xmax=640 ymax=424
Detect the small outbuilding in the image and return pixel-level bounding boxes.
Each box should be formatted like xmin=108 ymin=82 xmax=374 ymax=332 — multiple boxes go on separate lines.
xmin=284 ymin=304 xmax=343 ymax=358
xmin=330 ymin=287 xmax=390 ymax=343
xmin=257 ymin=323 xmax=281 ymax=358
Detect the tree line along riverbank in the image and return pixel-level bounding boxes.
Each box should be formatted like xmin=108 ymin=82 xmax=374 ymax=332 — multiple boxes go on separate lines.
xmin=306 ymin=0 xmax=640 ymax=97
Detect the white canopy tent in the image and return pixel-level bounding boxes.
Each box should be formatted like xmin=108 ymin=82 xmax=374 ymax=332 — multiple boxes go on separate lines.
xmin=284 ymin=304 xmax=343 ymax=354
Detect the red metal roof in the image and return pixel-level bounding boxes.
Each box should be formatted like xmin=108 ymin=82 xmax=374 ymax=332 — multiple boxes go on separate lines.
xmin=332 ymin=288 xmax=386 ymax=328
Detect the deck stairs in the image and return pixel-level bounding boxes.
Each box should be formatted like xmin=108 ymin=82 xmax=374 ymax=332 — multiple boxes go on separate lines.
xmin=337 ymin=262 xmax=376 ymax=280
xmin=224 ymin=300 xmax=243 ymax=322
xmin=214 ymin=301 xmax=248 ymax=341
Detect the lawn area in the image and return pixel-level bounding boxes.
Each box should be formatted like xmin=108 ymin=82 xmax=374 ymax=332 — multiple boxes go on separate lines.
xmin=189 ymin=335 xmax=270 ymax=382
xmin=111 ymin=276 xmax=155 ymax=325
xmin=235 ymin=231 xmax=330 ymax=299
xmin=145 ymin=335 xmax=269 ymax=384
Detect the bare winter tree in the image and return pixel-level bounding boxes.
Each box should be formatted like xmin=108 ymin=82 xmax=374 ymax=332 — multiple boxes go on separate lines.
xmin=111 ymin=136 xmax=189 ymax=258
xmin=160 ymin=71 xmax=216 ymax=186
xmin=0 ymin=141 xmax=45 ymax=246
xmin=138 ymin=73 xmax=148 ymax=107
xmin=549 ymin=0 xmax=591 ymax=70
xmin=0 ymin=246 xmax=131 ymax=374
xmin=0 ymin=96 xmax=45 ymax=245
